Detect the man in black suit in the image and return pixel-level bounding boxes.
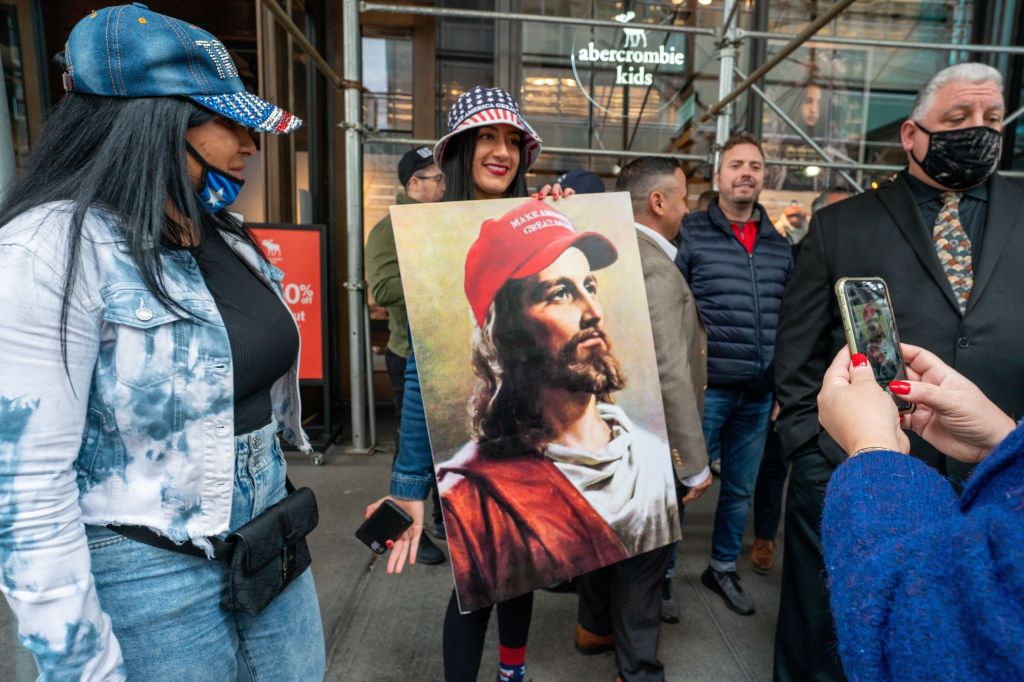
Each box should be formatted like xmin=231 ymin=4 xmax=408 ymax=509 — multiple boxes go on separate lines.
xmin=773 ymin=62 xmax=1024 ymax=681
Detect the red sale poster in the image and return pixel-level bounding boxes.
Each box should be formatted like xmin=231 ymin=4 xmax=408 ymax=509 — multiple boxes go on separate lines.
xmin=250 ymin=227 xmax=323 ymax=381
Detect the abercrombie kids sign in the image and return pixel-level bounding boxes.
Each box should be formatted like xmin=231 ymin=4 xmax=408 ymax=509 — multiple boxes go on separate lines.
xmin=570 ymin=11 xmax=687 ymax=115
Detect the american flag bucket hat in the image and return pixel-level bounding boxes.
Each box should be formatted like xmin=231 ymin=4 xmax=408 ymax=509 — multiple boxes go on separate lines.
xmin=434 ymin=86 xmax=542 ymax=171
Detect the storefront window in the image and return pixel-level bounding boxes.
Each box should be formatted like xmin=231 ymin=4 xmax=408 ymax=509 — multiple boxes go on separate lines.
xmin=363 ymin=31 xmax=416 ymax=234
xmin=762 ymin=0 xmax=980 ymax=188
xmin=361 ymin=0 xmax=1018 ymax=202
xmin=0 ymin=4 xmax=30 ymax=172
xmin=364 ymin=36 xmax=414 ymax=133
xmin=516 ymin=1 xmax=703 ymax=181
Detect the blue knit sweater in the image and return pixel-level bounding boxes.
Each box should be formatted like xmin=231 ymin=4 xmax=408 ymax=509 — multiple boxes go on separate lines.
xmin=822 ymin=423 xmax=1024 ymax=681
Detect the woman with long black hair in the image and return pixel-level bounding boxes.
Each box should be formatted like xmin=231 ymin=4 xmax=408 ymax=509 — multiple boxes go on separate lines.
xmin=365 ymin=85 xmax=571 ymax=682
xmin=0 ymin=6 xmax=323 ymax=679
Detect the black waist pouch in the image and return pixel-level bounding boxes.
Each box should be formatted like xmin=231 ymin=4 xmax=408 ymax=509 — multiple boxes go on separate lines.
xmin=221 ymin=486 xmax=318 ymax=615
xmin=109 ymin=483 xmax=318 ymax=617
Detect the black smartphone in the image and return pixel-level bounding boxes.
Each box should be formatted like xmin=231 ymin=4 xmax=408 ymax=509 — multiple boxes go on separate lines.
xmin=834 ymin=276 xmax=914 ymax=414
xmin=356 ymin=499 xmax=414 ymax=554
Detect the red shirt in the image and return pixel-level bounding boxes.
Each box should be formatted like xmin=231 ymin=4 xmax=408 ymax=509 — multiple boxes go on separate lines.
xmin=731 ymin=219 xmax=759 ymax=254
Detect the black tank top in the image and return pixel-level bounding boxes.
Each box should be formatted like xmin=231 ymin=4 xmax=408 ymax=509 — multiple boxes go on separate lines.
xmin=192 ymin=228 xmax=299 ymax=434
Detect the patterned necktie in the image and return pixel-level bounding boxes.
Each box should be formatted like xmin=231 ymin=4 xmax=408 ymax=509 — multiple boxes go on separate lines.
xmin=932 ymin=191 xmax=973 ymax=313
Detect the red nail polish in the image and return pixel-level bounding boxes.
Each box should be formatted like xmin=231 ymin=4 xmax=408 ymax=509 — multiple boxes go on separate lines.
xmin=889 ymin=381 xmax=911 ymax=395
xmin=851 ymin=353 xmax=868 ymax=367
xmin=385 ymin=539 xmax=394 ymax=549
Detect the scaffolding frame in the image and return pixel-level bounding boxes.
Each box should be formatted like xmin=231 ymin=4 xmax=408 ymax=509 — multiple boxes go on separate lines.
xmin=325 ymin=2 xmax=1024 ymax=451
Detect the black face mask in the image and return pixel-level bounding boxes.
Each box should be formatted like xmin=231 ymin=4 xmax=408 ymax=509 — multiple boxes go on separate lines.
xmin=910 ymin=122 xmax=1002 ymax=190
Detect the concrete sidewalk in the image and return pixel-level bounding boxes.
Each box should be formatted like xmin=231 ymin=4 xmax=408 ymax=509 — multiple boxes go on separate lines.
xmin=0 ymin=434 xmax=783 ymax=682
xmin=297 ymin=437 xmax=783 ymax=682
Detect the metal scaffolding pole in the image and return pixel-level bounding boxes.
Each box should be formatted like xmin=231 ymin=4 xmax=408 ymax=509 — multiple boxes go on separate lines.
xmin=262 ymin=0 xmax=345 ymax=90
xmin=1005 ymin=104 xmax=1024 ymax=126
xmin=365 ymin=135 xmax=706 ymax=162
xmin=767 ymin=158 xmax=898 ymax=172
xmin=736 ymin=28 xmax=1024 ymax=55
xmin=364 ymin=134 xmax=906 ymax=172
xmin=713 ymin=0 xmax=738 ymax=172
xmin=737 ymin=67 xmax=864 ymax=192
xmin=342 ymin=0 xmax=370 ymax=452
xmin=0 ymin=43 xmax=14 ymax=198
xmin=360 ymin=2 xmax=715 ymax=36
xmin=699 ymin=0 xmax=858 ymax=127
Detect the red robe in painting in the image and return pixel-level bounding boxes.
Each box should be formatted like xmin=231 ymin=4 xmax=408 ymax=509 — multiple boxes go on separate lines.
xmin=437 ymin=443 xmax=630 ymax=612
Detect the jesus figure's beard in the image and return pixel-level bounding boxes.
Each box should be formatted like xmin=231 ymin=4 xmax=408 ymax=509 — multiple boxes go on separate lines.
xmin=541 ymin=328 xmax=626 ymax=396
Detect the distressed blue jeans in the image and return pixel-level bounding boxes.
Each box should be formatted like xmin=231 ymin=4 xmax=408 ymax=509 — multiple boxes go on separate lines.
xmin=703 ymin=386 xmax=774 ymax=572
xmin=84 ymin=420 xmax=325 ymax=681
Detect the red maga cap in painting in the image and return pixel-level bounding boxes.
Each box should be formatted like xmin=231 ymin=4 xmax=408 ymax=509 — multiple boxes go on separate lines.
xmin=464 ymin=199 xmax=618 ymax=327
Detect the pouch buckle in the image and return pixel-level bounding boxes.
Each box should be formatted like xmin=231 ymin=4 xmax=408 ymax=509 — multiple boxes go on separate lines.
xmin=281 ymin=530 xmax=299 ymax=581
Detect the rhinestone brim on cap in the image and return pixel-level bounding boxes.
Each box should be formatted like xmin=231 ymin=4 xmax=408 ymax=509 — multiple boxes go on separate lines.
xmin=190 ymin=91 xmax=302 ymax=135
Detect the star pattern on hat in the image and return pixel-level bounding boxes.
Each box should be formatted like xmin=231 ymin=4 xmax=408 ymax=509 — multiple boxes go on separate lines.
xmin=447 ymin=86 xmax=523 ymax=130
xmin=191 ymin=92 xmax=302 ymax=134
xmin=438 ymin=86 xmax=541 ymax=170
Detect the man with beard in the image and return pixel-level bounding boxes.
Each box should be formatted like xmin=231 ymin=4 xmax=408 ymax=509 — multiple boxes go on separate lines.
xmin=438 ymin=199 xmax=680 ymax=610
xmin=676 ymin=133 xmax=793 ymax=616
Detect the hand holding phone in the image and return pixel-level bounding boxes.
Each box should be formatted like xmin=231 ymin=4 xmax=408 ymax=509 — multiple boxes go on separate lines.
xmin=834 ymin=277 xmax=914 ymax=414
xmin=356 ymin=499 xmax=413 ymax=555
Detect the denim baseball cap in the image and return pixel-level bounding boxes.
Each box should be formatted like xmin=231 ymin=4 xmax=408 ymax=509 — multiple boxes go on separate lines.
xmin=63 ymin=3 xmax=301 ymax=135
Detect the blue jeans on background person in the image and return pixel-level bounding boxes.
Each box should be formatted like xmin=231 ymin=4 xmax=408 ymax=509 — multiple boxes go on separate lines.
xmin=84 ymin=420 xmax=326 ymax=681
xmin=702 ymin=386 xmax=774 ymax=572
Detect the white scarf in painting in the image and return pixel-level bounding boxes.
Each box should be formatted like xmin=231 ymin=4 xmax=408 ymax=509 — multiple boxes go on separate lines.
xmin=544 ymin=403 xmax=680 ymax=555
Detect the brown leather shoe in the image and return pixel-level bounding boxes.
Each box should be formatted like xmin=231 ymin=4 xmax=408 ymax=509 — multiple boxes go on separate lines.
xmin=749 ymin=538 xmax=775 ymax=575
xmin=574 ymin=624 xmax=614 ymax=655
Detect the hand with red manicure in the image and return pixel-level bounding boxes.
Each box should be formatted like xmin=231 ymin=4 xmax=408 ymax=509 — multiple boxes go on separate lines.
xmin=817 ymin=346 xmax=910 ymax=457
xmin=892 ymin=344 xmax=1016 ymax=463
xmin=531 ymin=182 xmax=575 ymax=201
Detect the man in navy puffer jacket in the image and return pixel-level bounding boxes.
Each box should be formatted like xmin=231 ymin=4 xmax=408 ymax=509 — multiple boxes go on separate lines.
xmin=675 ymin=133 xmax=793 ymax=615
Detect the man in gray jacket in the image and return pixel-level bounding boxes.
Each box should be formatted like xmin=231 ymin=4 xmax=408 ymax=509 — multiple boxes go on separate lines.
xmin=573 ymin=159 xmax=710 ymax=682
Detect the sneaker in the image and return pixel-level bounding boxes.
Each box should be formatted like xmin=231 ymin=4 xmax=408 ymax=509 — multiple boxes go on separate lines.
xmin=574 ymin=624 xmax=614 ymax=655
xmin=496 ymin=663 xmax=526 ymax=682
xmin=660 ymin=596 xmax=680 ymax=624
xmin=416 ymin=533 xmax=447 ymax=565
xmin=700 ymin=566 xmax=755 ymax=616
xmin=749 ymin=538 xmax=775 ymax=575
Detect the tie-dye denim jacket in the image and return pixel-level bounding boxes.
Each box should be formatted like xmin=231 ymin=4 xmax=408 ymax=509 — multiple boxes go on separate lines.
xmin=0 ymin=203 xmax=310 ymax=680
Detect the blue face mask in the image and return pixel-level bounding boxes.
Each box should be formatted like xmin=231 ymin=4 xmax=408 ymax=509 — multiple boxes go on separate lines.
xmin=186 ymin=143 xmax=245 ymax=213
